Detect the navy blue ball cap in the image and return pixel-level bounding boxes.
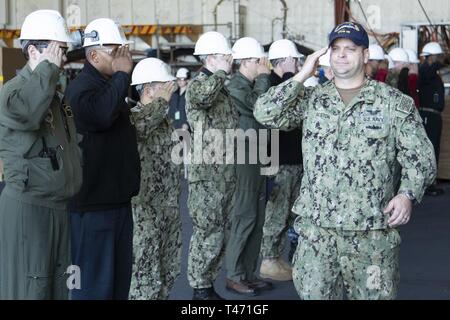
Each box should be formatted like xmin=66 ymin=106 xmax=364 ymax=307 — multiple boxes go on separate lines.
xmin=328 ymin=22 xmax=369 ymax=48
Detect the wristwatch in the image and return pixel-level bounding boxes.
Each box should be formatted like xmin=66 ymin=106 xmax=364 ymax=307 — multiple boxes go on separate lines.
xmin=398 ymin=191 xmax=417 ymax=204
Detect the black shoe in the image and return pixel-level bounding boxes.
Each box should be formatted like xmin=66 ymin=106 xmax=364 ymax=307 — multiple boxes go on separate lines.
xmin=426 ymin=186 xmax=445 ymax=196
xmin=192 ymin=287 xmax=225 ymax=300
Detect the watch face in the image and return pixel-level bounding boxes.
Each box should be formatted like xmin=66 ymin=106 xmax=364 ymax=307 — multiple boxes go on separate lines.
xmin=404 ymin=192 xmax=415 ymax=202
xmin=401 ymin=192 xmax=414 ymax=201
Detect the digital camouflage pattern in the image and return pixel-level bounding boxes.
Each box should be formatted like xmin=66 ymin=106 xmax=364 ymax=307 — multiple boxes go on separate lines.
xmin=292 ymin=220 xmax=401 ymax=300
xmin=187 ymin=180 xmax=235 ymax=288
xmin=131 ymin=98 xmax=180 ymax=208
xmin=129 ymin=98 xmax=181 ymax=300
xmin=185 ymin=69 xmax=238 ymax=182
xmin=185 ymin=69 xmax=238 ymax=289
xmin=254 ymin=79 xmax=436 ymax=231
xmin=130 ymin=204 xmax=181 ymax=300
xmin=260 ymin=164 xmax=302 ymax=258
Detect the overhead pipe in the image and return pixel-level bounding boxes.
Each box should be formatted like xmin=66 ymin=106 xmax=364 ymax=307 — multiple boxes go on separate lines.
xmin=271 ymin=17 xmax=282 ymax=42
xmin=213 ymin=0 xmax=225 ymax=31
xmin=279 ymin=0 xmax=288 ymax=38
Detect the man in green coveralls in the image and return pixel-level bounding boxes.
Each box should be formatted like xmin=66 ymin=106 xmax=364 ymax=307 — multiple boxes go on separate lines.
xmin=0 ymin=10 xmax=82 ymax=299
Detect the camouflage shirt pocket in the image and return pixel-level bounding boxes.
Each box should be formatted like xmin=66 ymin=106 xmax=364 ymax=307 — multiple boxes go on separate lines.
xmin=304 ymin=111 xmax=338 ymax=139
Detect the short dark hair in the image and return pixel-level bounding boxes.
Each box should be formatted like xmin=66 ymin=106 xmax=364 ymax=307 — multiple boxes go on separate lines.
xmin=21 ymin=40 xmax=50 ymax=60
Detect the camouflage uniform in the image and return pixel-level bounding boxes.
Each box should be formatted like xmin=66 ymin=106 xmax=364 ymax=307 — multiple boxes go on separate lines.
xmin=185 ymin=68 xmax=238 ymax=289
xmin=260 ymin=165 xmax=302 ymax=258
xmin=129 ymin=98 xmax=181 ymax=300
xmin=292 ymin=221 xmax=401 ymax=299
xmin=254 ymin=79 xmax=436 ymax=299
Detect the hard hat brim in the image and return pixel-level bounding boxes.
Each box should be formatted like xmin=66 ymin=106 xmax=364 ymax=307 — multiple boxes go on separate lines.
xmin=83 ymin=40 xmax=134 ymax=48
xmin=19 ymin=34 xmax=75 ymax=43
xmin=131 ymin=75 xmax=176 ymax=86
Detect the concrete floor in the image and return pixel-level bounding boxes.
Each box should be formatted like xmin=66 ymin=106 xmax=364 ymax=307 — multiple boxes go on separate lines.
xmin=0 ymin=178 xmax=448 ymax=300
xmin=170 ymin=179 xmax=450 ymax=300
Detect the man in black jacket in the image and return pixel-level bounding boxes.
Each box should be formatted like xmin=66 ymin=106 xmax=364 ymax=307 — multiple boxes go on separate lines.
xmin=168 ymin=67 xmax=190 ymax=131
xmin=65 ymin=18 xmax=141 ymax=300
xmin=418 ymin=42 xmax=446 ymax=196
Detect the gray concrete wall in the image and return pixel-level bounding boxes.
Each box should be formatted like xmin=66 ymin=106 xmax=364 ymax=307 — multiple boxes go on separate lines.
xmin=2 ymin=0 xmax=449 ymax=48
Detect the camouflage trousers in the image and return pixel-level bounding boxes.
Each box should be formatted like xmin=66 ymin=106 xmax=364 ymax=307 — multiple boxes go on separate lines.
xmin=129 ymin=203 xmax=182 ymax=300
xmin=292 ymin=220 xmax=401 ymax=300
xmin=187 ymin=179 xmax=235 ymax=289
xmin=260 ymin=165 xmax=302 ymax=258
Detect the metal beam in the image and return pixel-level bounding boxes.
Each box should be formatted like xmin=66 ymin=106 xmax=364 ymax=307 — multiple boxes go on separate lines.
xmin=0 ymin=0 xmax=8 ymax=26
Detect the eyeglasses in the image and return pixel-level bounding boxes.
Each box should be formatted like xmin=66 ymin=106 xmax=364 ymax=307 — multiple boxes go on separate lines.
xmin=95 ymin=47 xmax=118 ymax=56
xmin=35 ymin=44 xmax=69 ymax=55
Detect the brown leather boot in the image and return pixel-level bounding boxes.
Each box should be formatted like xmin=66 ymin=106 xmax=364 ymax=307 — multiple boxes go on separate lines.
xmin=226 ymin=279 xmax=258 ymax=296
xmin=259 ymin=258 xmax=293 ymax=281
xmin=245 ymin=278 xmax=273 ymax=291
xmin=278 ymin=258 xmax=293 ymax=272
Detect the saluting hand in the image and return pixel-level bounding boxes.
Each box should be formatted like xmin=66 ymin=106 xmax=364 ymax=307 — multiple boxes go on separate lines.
xmin=256 ymin=57 xmax=271 ymax=75
xmin=384 ymin=194 xmax=413 ymax=227
xmin=293 ymin=47 xmax=328 ymax=84
xmin=153 ymin=81 xmax=177 ymax=102
xmin=215 ymin=55 xmax=233 ymax=74
xmin=39 ymin=42 xmax=65 ymax=68
xmin=112 ymin=45 xmax=133 ymax=74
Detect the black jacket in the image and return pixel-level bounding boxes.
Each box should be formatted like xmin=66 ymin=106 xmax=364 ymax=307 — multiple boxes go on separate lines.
xmin=65 ymin=62 xmax=141 ymax=212
xmin=168 ymin=88 xmax=188 ymax=130
xmin=269 ymin=71 xmax=302 ymax=165
xmin=418 ymin=62 xmax=445 ymax=112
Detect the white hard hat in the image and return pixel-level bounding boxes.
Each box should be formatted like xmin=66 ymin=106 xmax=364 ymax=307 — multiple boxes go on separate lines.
xmin=19 ymin=10 xmax=73 ymax=43
xmin=131 ymin=58 xmax=176 ymax=86
xmin=83 ymin=18 xmax=133 ymax=47
xmin=319 ymin=49 xmax=331 ymax=67
xmin=176 ymin=67 xmax=190 ymax=79
xmin=368 ymin=44 xmax=385 ymax=61
xmin=268 ymin=39 xmax=303 ymax=60
xmin=194 ymin=31 xmax=232 ymax=56
xmin=404 ymin=49 xmax=420 ymax=63
xmin=385 ymin=54 xmax=395 ymax=70
xmin=388 ymin=48 xmax=409 ymax=63
xmin=420 ymin=42 xmax=443 ymax=56
xmin=232 ymin=37 xmax=265 ymax=60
